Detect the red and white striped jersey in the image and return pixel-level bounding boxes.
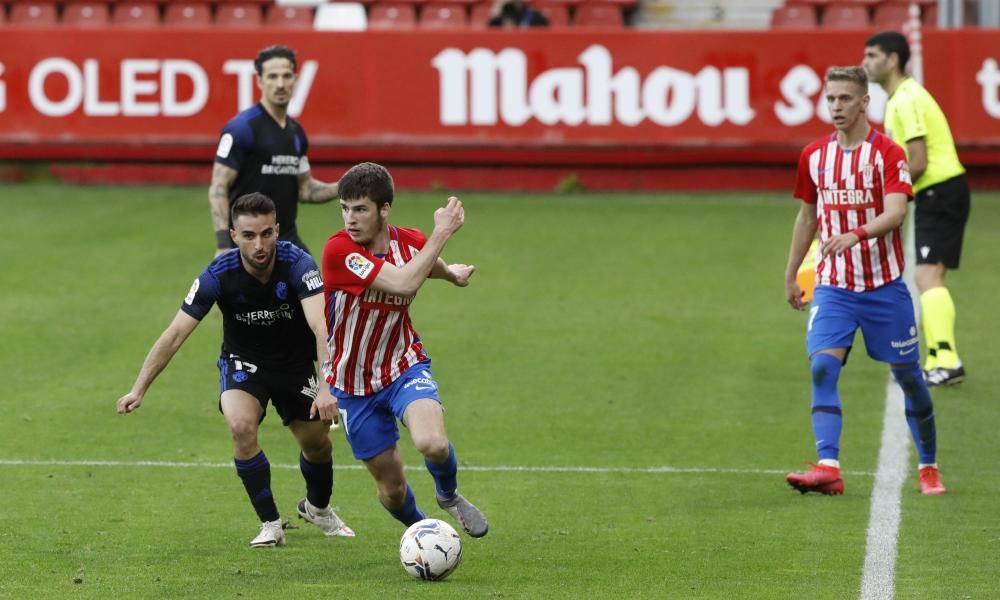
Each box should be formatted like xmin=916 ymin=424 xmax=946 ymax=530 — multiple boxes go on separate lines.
xmin=794 ymin=129 xmax=913 ymax=292
xmin=321 ymin=226 xmax=428 ymax=396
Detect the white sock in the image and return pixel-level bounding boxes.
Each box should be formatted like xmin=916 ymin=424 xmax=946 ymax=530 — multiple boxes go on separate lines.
xmin=918 ymin=463 xmax=938 ymax=470
xmin=818 ymin=459 xmax=840 ymax=469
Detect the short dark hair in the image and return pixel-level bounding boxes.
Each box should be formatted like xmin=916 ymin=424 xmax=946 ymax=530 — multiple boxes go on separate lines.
xmin=254 ymin=45 xmax=297 ymax=76
xmin=826 ymin=66 xmax=869 ymax=94
xmin=231 ymin=192 xmax=276 ymax=225
xmin=338 ymin=162 xmax=395 ymax=208
xmin=865 ymin=31 xmax=910 ymax=73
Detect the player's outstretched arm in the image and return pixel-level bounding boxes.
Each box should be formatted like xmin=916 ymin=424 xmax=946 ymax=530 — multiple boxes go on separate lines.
xmin=429 ymin=258 xmax=476 ymax=287
xmin=209 ymin=163 xmax=238 ymax=256
xmin=784 ymin=203 xmax=818 ymax=311
xmin=298 ymin=171 xmax=339 ymax=204
xmin=371 ymin=197 xmax=465 ymax=297
xmin=117 ymin=311 xmax=200 ymax=415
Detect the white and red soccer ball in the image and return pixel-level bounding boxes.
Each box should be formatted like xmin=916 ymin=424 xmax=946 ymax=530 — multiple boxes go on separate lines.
xmin=399 ymin=518 xmax=463 ymax=581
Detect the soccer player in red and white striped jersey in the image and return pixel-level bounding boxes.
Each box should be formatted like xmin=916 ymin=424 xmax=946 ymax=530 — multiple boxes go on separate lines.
xmin=783 ymin=67 xmax=945 ymax=496
xmin=315 ymin=162 xmax=489 ymax=537
xmin=793 ymin=124 xmax=911 ymax=292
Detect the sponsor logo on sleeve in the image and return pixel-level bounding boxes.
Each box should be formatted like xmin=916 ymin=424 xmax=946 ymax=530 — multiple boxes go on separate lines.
xmin=298 ymin=155 xmax=310 ymax=175
xmin=301 ymin=269 xmax=323 ymax=291
xmin=216 ymin=133 xmax=233 ymax=159
xmin=184 ymin=278 xmax=200 ymax=305
xmin=345 ymin=253 xmax=375 ymax=279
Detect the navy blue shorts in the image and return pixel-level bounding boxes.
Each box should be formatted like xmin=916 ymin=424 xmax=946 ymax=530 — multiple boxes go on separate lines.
xmin=331 ymin=361 xmax=442 ymax=461
xmin=217 ymin=355 xmax=319 ymax=426
xmin=806 ymin=279 xmax=920 ymax=364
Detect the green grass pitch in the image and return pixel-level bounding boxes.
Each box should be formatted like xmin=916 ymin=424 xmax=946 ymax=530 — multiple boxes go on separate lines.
xmin=0 ymin=184 xmax=997 ymax=599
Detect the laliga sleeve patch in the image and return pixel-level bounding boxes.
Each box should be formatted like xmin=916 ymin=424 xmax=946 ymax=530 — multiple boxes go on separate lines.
xmin=216 ymin=133 xmax=234 ymax=159
xmin=345 ymin=253 xmax=375 ymax=280
xmin=184 ymin=278 xmax=200 ymax=305
xmin=298 ymin=156 xmax=311 ymax=175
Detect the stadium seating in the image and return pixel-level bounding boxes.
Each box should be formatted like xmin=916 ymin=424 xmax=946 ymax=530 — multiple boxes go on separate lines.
xmin=9 ymin=2 xmax=58 ymax=26
xmin=467 ymin=0 xmax=572 ymax=27
xmin=821 ymin=4 xmax=868 ymax=28
xmin=0 ymin=0 xmax=637 ymax=29
xmin=922 ymin=3 xmax=937 ymax=26
xmin=112 ymin=2 xmax=159 ymax=26
xmin=63 ymin=2 xmax=111 ymax=26
xmin=266 ymin=4 xmax=314 ymax=27
xmin=574 ymin=2 xmax=624 ymax=26
xmin=536 ymin=2 xmax=570 ymax=26
xmin=313 ymin=2 xmax=367 ymax=30
xmin=770 ymin=4 xmax=817 ymax=29
xmin=216 ymin=3 xmax=264 ymax=26
xmin=468 ymin=2 xmax=490 ymax=27
xmin=164 ymin=2 xmax=212 ymax=26
xmin=419 ymin=2 xmax=467 ymax=28
xmin=872 ymin=3 xmax=912 ymax=29
xmin=368 ymin=2 xmax=417 ymax=28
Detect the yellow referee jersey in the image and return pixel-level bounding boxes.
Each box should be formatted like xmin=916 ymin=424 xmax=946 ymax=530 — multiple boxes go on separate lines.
xmin=883 ymin=77 xmax=965 ymax=193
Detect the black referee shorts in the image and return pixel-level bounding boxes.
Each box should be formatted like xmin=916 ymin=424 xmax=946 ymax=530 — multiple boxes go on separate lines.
xmin=217 ymin=355 xmax=320 ymax=426
xmin=914 ymin=174 xmax=970 ymax=269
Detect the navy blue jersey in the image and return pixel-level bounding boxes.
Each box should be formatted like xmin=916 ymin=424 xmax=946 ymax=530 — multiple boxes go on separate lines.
xmin=215 ymin=103 xmax=310 ymax=241
xmin=181 ymin=241 xmax=324 ymax=368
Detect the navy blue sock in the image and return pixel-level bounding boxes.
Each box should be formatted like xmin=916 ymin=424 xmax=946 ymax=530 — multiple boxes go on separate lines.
xmin=892 ymin=364 xmax=937 ymax=464
xmin=425 ymin=443 xmax=458 ymax=499
xmin=810 ymin=353 xmax=844 ymax=461
xmin=235 ymin=451 xmax=279 ymax=522
xmin=384 ymin=484 xmax=426 ymax=527
xmin=299 ymin=452 xmax=333 ymax=509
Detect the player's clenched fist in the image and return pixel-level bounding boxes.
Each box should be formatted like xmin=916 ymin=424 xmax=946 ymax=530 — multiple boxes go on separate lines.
xmin=117 ymin=392 xmax=143 ymax=415
xmin=434 ymin=197 xmax=464 ymax=236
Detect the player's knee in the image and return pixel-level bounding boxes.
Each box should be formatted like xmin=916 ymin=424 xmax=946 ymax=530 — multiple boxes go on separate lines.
xmin=810 ymin=358 xmax=838 ymax=388
xmin=413 ymin=435 xmax=449 ymax=461
xmin=296 ymin=426 xmax=332 ymax=456
xmin=228 ymin=418 xmax=259 ymax=445
xmin=891 ymin=365 xmax=923 ymax=395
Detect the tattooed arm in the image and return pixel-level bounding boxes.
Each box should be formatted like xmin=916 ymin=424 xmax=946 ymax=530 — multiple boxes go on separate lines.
xmin=209 ymin=163 xmax=238 ymax=256
xmin=298 ymin=170 xmax=339 ymax=204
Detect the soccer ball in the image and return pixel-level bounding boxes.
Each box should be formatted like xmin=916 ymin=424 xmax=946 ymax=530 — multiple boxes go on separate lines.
xmin=399 ymin=518 xmax=463 ymax=581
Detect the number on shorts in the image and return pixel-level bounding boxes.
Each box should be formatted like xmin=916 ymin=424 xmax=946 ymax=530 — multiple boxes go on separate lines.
xmin=338 ymin=408 xmax=349 ymax=436
xmin=808 ymin=304 xmax=820 ymax=331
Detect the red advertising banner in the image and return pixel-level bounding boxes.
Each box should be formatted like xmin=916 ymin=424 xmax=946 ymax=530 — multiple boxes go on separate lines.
xmin=0 ymin=29 xmax=997 ymax=163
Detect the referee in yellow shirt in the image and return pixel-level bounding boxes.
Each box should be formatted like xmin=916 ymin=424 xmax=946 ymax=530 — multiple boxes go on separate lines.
xmin=863 ymin=31 xmax=970 ymax=386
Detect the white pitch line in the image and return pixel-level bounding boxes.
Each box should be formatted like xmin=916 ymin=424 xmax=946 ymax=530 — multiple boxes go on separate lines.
xmin=858 ymin=202 xmax=921 ymax=600
xmin=0 ymin=458 xmax=875 ymax=477
xmin=858 ymin=380 xmax=911 ymax=600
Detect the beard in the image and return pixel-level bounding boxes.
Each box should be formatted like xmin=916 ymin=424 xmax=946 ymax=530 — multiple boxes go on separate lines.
xmin=242 ymin=246 xmax=275 ymax=271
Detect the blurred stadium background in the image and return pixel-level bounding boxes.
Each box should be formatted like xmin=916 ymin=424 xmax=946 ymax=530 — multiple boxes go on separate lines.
xmin=0 ymin=0 xmax=997 ymax=192
xmin=2 ymin=2 xmax=998 ymax=598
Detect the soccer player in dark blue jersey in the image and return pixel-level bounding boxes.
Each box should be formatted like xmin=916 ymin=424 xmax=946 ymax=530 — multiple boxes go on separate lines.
xmin=209 ymin=45 xmax=338 ymax=257
xmin=118 ymin=193 xmax=355 ymax=547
